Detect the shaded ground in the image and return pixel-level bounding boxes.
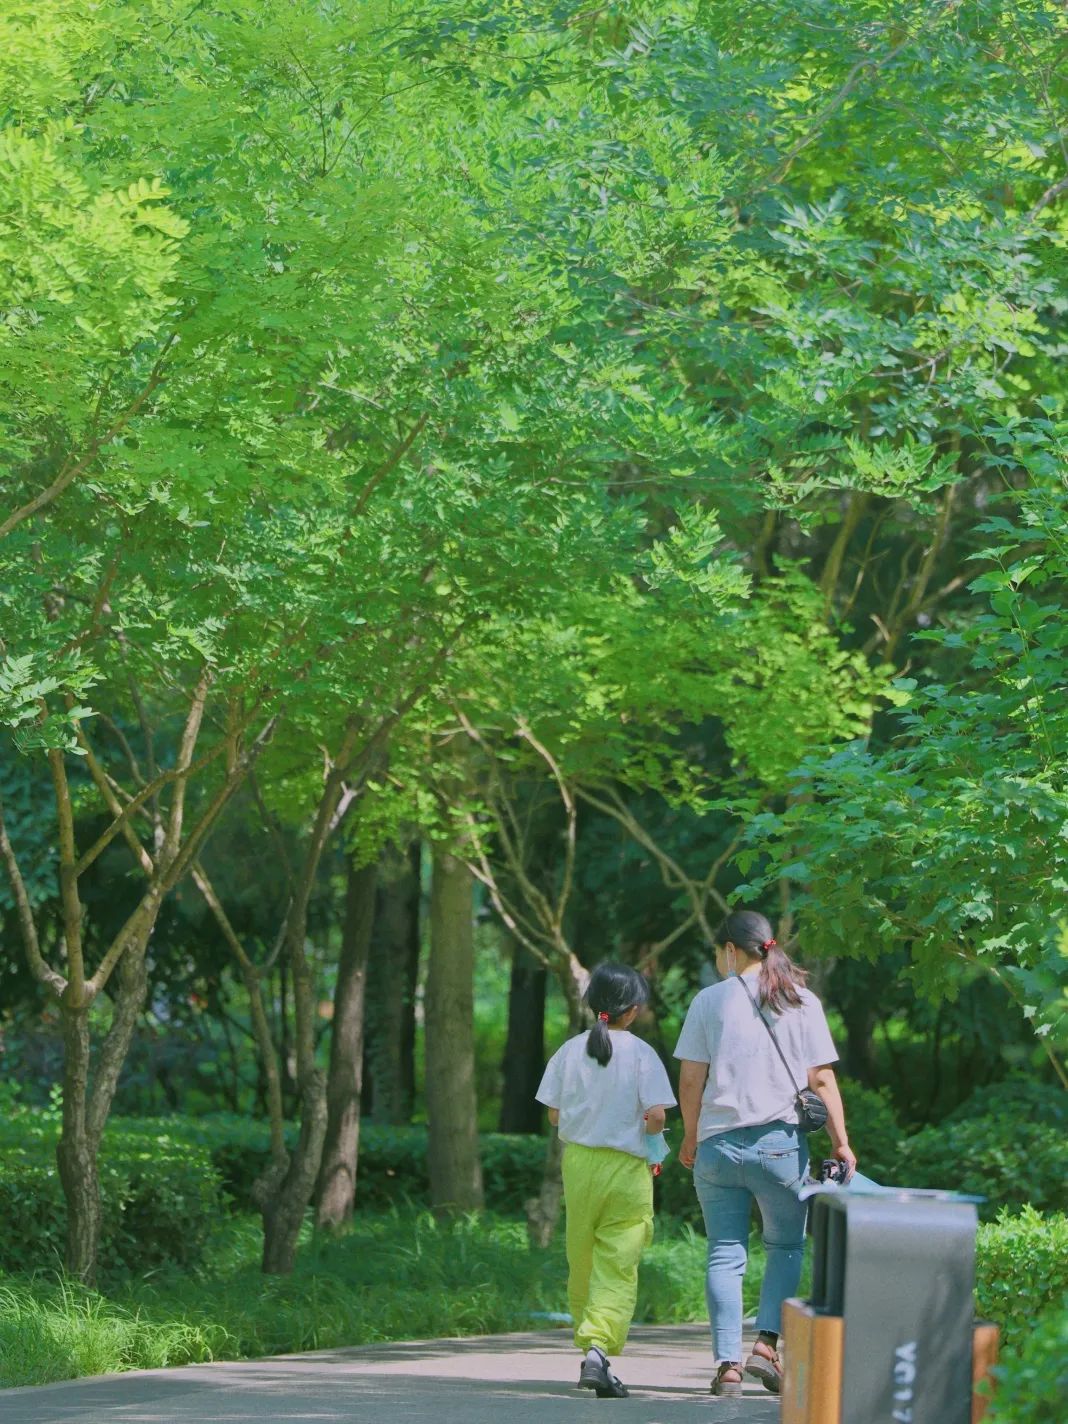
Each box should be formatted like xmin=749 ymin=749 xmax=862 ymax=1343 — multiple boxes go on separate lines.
xmin=0 ymin=1324 xmax=781 ymax=1422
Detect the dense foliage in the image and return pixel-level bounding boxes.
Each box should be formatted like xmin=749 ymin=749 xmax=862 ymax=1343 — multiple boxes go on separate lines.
xmin=0 ymin=1119 xmax=225 ymax=1278
xmin=1 ymin=5 xmax=1066 ymax=1391
xmin=990 ymin=1303 xmax=1068 ymax=1424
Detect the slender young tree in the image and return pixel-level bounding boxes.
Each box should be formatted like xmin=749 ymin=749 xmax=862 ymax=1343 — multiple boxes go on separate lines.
xmin=316 ymin=859 xmax=377 ymax=1230
xmin=425 ymin=843 xmax=484 ymax=1214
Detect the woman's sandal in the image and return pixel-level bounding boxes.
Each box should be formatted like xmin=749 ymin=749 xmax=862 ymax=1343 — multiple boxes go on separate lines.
xmin=710 ymin=1361 xmax=743 ymax=1398
xmin=744 ymin=1341 xmax=783 ymax=1394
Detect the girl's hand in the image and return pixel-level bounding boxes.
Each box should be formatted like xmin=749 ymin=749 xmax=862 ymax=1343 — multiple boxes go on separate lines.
xmin=679 ymin=1134 xmax=697 ymax=1170
xmin=644 ymin=1106 xmax=666 ymax=1134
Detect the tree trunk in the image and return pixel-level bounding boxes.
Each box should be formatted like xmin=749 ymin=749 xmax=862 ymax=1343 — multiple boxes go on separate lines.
xmin=499 ymin=941 xmax=547 ymax=1133
xmin=57 ymin=937 xmax=153 ymax=1283
xmin=841 ymin=1000 xmax=879 ymax=1087
xmin=56 ymin=1006 xmax=101 ymax=1282
xmin=316 ymin=859 xmax=377 ymax=1229
xmin=425 ymin=846 xmax=483 ymax=1213
xmin=526 ymin=955 xmax=588 ymax=1247
xmin=525 ymin=1129 xmax=565 ymax=1248
xmin=364 ymin=842 xmax=421 ymax=1124
xmin=259 ymin=1069 xmax=328 ymax=1274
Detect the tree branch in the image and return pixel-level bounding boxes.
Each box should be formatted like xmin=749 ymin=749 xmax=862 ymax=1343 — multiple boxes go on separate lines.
xmin=1027 ymin=172 xmax=1068 ymax=223
xmin=162 ymin=668 xmax=212 ymax=861
xmin=352 ymin=413 xmax=429 ymax=518
xmin=47 ymin=746 xmax=87 ymax=1002
xmin=0 ymin=334 xmax=179 ymax=539
xmin=0 ymin=792 xmax=67 ymax=999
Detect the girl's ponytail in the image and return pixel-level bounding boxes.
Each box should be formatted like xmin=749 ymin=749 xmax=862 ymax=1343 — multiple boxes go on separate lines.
xmin=718 ymin=909 xmax=807 ymax=1013
xmin=587 ymin=1010 xmax=613 ymax=1068
xmin=584 ymin=963 xmax=650 ymax=1066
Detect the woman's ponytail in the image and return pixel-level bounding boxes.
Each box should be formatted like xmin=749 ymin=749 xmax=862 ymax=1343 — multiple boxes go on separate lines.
xmin=584 ymin=963 xmax=650 ymax=1066
xmin=718 ymin=909 xmax=807 ymax=1013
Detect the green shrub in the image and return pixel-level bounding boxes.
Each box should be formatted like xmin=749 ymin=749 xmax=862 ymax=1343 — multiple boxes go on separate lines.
xmin=898 ymin=1116 xmax=1068 ymax=1219
xmin=0 ymin=1118 xmax=227 ymax=1279
xmin=136 ymin=1114 xmax=547 ymax=1214
xmin=945 ymin=1078 xmax=1068 ymax=1130
xmin=975 ymin=1208 xmax=1068 ymax=1348
xmin=988 ymin=1302 xmax=1068 ymax=1424
xmin=479 ymin=1133 xmax=549 ymax=1211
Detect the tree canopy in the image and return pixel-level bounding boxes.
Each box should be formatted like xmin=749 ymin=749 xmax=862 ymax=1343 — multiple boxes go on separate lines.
xmin=2 ymin=0 xmax=1067 ymax=1278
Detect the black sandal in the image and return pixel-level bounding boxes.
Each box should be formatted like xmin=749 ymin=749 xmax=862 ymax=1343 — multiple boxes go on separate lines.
xmin=578 ymin=1349 xmax=630 ymax=1398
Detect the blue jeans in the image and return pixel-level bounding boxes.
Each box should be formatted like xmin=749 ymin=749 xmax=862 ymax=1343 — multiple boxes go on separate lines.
xmin=693 ymin=1122 xmax=809 ymax=1364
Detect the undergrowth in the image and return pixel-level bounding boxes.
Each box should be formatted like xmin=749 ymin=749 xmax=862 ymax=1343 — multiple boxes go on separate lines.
xmin=0 ymin=1209 xmax=755 ymax=1387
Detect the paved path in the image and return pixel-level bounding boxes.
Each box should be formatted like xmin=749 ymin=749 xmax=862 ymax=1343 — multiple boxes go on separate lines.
xmin=0 ymin=1325 xmax=781 ymax=1423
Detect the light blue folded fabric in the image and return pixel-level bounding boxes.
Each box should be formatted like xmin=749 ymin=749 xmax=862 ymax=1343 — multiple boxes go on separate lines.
xmin=798 ymin=1169 xmax=892 ymax=1201
xmin=645 ymin=1131 xmax=671 ymax=1167
xmin=798 ymin=1171 xmax=984 ymax=1204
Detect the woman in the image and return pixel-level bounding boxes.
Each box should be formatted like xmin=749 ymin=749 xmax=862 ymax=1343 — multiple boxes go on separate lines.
xmin=674 ymin=909 xmax=855 ymax=1399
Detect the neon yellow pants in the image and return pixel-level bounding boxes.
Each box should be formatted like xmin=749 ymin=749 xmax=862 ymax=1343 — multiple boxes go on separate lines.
xmin=562 ymin=1143 xmax=654 ymax=1356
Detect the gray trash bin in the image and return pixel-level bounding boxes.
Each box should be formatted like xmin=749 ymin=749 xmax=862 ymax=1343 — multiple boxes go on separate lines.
xmin=783 ymin=1189 xmax=995 ymax=1424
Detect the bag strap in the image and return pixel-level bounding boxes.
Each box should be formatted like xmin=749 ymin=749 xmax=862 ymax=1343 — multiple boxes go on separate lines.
xmin=735 ymin=973 xmax=804 ymax=1098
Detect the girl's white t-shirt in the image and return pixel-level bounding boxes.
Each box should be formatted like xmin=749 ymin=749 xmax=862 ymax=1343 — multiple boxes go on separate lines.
xmin=673 ymin=976 xmax=838 ymax=1140
xmin=536 ymin=1031 xmax=676 ymax=1159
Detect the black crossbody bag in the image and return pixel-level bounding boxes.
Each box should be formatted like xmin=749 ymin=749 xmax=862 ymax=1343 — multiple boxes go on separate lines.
xmin=736 ymin=974 xmax=829 ymax=1134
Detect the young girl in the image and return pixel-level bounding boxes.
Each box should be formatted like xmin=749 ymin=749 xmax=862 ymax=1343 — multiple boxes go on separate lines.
xmin=536 ymin=963 xmax=675 ymax=1399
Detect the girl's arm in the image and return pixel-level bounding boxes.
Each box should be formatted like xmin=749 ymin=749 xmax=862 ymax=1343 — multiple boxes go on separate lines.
xmin=546 ymin=1107 xmax=560 ymax=1126
xmin=644 ymin=1105 xmax=668 ymax=1133
xmin=807 ymin=1064 xmax=857 ymax=1179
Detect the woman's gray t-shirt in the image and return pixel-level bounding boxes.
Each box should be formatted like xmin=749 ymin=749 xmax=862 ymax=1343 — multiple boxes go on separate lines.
xmin=673 ymin=976 xmax=838 ymax=1140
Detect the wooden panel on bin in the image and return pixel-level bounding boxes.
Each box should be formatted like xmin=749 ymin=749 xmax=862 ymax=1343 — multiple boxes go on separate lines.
xmin=782 ymin=1297 xmax=843 ymax=1424
xmin=971 ymin=1322 xmax=999 ymax=1424
xmin=782 ymin=1299 xmax=811 ymax=1424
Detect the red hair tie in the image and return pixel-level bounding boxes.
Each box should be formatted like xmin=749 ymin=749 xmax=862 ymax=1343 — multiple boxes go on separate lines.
xmin=597 ymin=1011 xmax=610 ymax=1023
xmin=761 ymin=939 xmax=776 ymax=954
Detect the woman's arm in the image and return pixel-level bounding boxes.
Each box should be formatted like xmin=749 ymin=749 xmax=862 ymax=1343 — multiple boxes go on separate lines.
xmin=644 ymin=1105 xmax=668 ymax=1133
xmin=547 ymin=1107 xmax=560 ymax=1126
xmin=807 ymin=1064 xmax=857 ymax=1179
xmin=677 ymin=1060 xmax=709 ymax=1168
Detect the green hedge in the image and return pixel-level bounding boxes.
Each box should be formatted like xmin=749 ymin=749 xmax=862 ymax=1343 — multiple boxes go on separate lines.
xmin=988 ymin=1301 xmax=1068 ymax=1423
xmin=945 ymin=1078 xmax=1068 ymax=1129
xmin=975 ymin=1208 xmax=1068 ymax=1349
xmin=898 ymin=1115 xmax=1068 ymax=1220
xmin=4 ymin=1098 xmax=1063 ymax=1284
xmin=0 ymin=1119 xmax=226 ymax=1279
xmin=84 ymin=1114 xmax=549 ymax=1216
xmin=0 ymin=1112 xmax=549 ymax=1277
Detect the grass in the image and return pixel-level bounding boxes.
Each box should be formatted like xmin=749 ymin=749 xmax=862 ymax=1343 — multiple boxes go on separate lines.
xmin=0 ymin=1277 xmax=226 ymax=1387
xmin=0 ymin=1209 xmax=770 ymax=1388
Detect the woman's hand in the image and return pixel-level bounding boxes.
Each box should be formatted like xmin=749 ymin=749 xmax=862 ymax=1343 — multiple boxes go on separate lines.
xmin=833 ymin=1142 xmax=858 ymax=1182
xmin=679 ymin=1133 xmax=698 ymax=1170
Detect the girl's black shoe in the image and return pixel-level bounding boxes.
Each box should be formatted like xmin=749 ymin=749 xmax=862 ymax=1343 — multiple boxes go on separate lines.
xmin=578 ymin=1348 xmax=629 ymax=1398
